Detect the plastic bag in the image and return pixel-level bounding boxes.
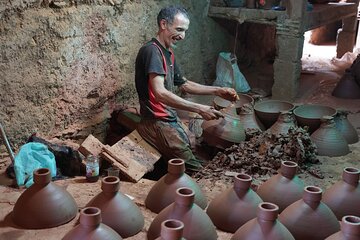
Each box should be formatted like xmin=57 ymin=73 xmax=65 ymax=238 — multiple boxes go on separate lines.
xmin=213 ymin=52 xmax=251 ymax=93
xmin=14 ymin=142 xmax=56 ymax=188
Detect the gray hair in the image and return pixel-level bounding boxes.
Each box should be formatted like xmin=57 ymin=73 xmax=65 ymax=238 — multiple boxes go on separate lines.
xmin=157 ymin=6 xmax=189 ymax=27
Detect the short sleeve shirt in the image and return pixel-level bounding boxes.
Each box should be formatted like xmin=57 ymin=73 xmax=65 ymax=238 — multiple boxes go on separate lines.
xmin=135 ymin=38 xmax=185 ymax=121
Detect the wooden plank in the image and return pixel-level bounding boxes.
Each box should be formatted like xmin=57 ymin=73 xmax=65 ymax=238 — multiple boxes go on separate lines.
xmin=78 ymin=134 xmax=105 ymax=157
xmin=102 ymin=145 xmax=129 ymax=168
xmin=103 ymin=130 xmax=161 ymax=182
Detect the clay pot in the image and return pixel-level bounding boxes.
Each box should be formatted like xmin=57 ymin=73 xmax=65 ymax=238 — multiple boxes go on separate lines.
xmin=279 ymin=186 xmax=340 ymax=240
xmin=268 ymin=111 xmax=297 ymax=136
xmin=256 ymin=161 xmax=304 ymax=212
xmin=155 ymin=219 xmax=185 ymax=240
xmin=207 ymin=173 xmax=263 ymax=233
xmin=332 ymin=69 xmax=360 ymax=99
xmin=254 ymin=100 xmax=294 ymax=129
xmin=293 ymin=104 xmax=337 ymax=134
xmin=145 ymin=159 xmax=207 ymax=213
xmin=325 ymin=215 xmax=360 ymax=240
xmin=62 ymin=207 xmax=122 ymax=240
xmin=201 ymin=108 xmax=246 ymax=149
xmin=13 ymin=168 xmax=78 ymax=229
xmin=311 ymin=116 xmax=350 ymax=157
xmin=322 ymin=167 xmax=360 ymax=220
xmin=85 ymin=176 xmax=144 ymax=237
xmin=231 ymin=202 xmax=295 ymax=240
xmin=334 ymin=111 xmax=359 ymax=144
xmin=238 ymin=103 xmax=265 ymax=131
xmin=213 ymin=93 xmax=254 ymax=112
xmin=147 ymin=187 xmax=217 ymax=240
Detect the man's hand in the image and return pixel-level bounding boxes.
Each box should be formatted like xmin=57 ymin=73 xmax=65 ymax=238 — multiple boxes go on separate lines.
xmin=216 ymin=87 xmax=238 ymax=102
xmin=198 ymin=105 xmax=224 ymax=121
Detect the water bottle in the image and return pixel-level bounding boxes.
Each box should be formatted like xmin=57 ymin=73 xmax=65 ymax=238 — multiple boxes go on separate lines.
xmin=85 ymin=154 xmax=99 ymax=182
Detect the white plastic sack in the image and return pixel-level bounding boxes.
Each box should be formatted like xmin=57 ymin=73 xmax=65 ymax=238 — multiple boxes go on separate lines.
xmin=213 ymin=52 xmax=251 ymax=93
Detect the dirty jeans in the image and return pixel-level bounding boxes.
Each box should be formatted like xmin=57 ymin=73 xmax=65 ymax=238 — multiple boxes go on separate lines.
xmin=137 ymin=119 xmax=202 ymax=171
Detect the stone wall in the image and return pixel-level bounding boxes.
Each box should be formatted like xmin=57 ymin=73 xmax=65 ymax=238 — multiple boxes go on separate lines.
xmin=0 ymin=0 xmax=231 ymax=146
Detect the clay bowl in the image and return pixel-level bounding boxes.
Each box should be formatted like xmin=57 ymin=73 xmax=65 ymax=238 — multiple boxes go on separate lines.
xmin=253 ymin=100 xmax=294 ymax=129
xmin=213 ymin=93 xmax=254 ymax=113
xmin=293 ymin=104 xmax=337 ymax=134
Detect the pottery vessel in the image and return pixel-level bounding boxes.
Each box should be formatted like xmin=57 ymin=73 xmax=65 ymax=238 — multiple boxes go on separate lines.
xmin=147 ymin=187 xmax=217 ymax=240
xmin=62 ymin=207 xmax=122 ymax=240
xmin=268 ymin=111 xmax=297 ymax=136
xmin=13 ymin=168 xmax=78 ymax=229
xmin=332 ymin=69 xmax=360 ymax=99
xmin=145 ymin=159 xmax=207 ymax=213
xmin=231 ymin=202 xmax=295 ymax=240
xmin=202 ymin=108 xmax=246 ymax=149
xmin=325 ymin=215 xmax=360 ymax=240
xmin=311 ymin=116 xmax=350 ymax=157
xmin=213 ymin=93 xmax=254 ymax=113
xmin=293 ymin=104 xmax=337 ymax=134
xmin=254 ymin=100 xmax=294 ymax=129
xmin=238 ymin=103 xmax=265 ymax=131
xmin=257 ymin=161 xmax=304 ymax=212
xmin=85 ymin=176 xmax=144 ymax=237
xmin=334 ymin=111 xmax=359 ymax=144
xmin=155 ymin=219 xmax=185 ymax=240
xmin=207 ymin=173 xmax=263 ymax=233
xmin=279 ymin=186 xmax=340 ymax=240
xmin=323 ymin=167 xmax=360 ymax=220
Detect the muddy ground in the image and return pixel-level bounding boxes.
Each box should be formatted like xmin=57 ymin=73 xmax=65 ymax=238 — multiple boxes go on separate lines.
xmin=0 ymin=43 xmax=360 ymax=239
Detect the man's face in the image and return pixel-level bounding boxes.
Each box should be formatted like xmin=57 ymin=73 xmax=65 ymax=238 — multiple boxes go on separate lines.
xmin=163 ymin=13 xmax=189 ymax=49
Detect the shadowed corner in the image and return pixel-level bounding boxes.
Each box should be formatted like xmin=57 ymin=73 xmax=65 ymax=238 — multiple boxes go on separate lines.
xmin=0 ymin=211 xmax=26 ymax=238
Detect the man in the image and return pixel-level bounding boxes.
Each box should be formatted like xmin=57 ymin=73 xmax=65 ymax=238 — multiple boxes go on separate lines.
xmin=135 ymin=6 xmax=237 ymax=173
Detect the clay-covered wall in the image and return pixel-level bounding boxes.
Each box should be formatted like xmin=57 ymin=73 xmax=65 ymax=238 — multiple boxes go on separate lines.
xmin=0 ymin=0 xmax=231 ymax=146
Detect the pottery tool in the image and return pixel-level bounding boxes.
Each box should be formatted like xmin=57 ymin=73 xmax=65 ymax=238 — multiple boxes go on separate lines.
xmin=0 ymin=122 xmax=15 ymax=164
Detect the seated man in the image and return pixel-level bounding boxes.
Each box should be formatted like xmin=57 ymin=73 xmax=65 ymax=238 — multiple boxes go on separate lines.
xmin=135 ymin=6 xmax=237 ymax=172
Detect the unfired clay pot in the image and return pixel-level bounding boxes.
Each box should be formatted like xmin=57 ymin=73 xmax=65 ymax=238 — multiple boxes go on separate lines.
xmin=13 ymin=168 xmax=78 ymax=229
xmin=256 ymin=161 xmax=304 ymax=212
xmin=201 ymin=108 xmax=246 ymax=149
xmin=325 ymin=215 xmax=360 ymax=240
xmin=207 ymin=173 xmax=263 ymax=233
xmin=231 ymin=202 xmax=295 ymax=240
xmin=279 ymin=186 xmax=340 ymax=240
xmin=293 ymin=104 xmax=337 ymax=134
xmin=85 ymin=176 xmax=144 ymax=238
xmin=254 ymin=100 xmax=294 ymax=129
xmin=332 ymin=69 xmax=360 ymax=99
xmin=311 ymin=116 xmax=350 ymax=157
xmin=238 ymin=103 xmax=265 ymax=131
xmin=334 ymin=111 xmax=359 ymax=144
xmin=322 ymin=167 xmax=360 ymax=220
xmin=213 ymin=93 xmax=254 ymax=113
xmin=145 ymin=159 xmax=207 ymax=213
xmin=147 ymin=187 xmax=217 ymax=240
xmin=268 ymin=111 xmax=297 ymax=136
xmin=155 ymin=219 xmax=185 ymax=240
xmin=62 ymin=207 xmax=122 ymax=240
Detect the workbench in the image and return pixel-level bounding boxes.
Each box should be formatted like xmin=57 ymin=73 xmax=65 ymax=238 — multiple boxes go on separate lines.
xmin=208 ymin=0 xmax=359 ymax=100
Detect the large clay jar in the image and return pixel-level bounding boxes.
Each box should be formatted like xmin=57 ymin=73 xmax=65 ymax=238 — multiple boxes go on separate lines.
xmin=311 ymin=116 xmax=350 ymax=157
xmin=201 ymin=107 xmax=246 ymax=149
xmin=85 ymin=176 xmax=144 ymax=238
xmin=155 ymin=219 xmax=185 ymax=240
xmin=145 ymin=159 xmax=207 ymax=214
xmin=257 ymin=161 xmax=304 ymax=212
xmin=147 ymin=187 xmax=217 ymax=240
xmin=268 ymin=111 xmax=297 ymax=136
xmin=332 ymin=69 xmax=360 ymax=99
xmin=279 ymin=186 xmax=340 ymax=240
xmin=62 ymin=207 xmax=122 ymax=240
xmin=207 ymin=173 xmax=263 ymax=233
xmin=322 ymin=167 xmax=360 ymax=220
xmin=334 ymin=111 xmax=359 ymax=144
xmin=231 ymin=202 xmax=295 ymax=240
xmin=325 ymin=215 xmax=360 ymax=240
xmin=13 ymin=168 xmax=78 ymax=229
xmin=238 ymin=103 xmax=265 ymax=131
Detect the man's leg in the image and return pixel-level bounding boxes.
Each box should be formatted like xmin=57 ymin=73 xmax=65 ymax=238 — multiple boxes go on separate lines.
xmin=137 ymin=119 xmax=202 ymax=172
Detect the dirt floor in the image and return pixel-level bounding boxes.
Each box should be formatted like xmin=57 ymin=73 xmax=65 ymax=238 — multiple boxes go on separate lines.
xmin=1 ymin=38 xmax=360 ymax=239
